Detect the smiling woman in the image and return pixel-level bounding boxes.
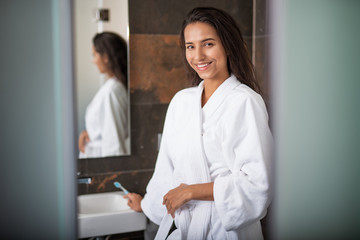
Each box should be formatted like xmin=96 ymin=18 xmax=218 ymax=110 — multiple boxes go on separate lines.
xmin=180 ymin=7 xmax=259 ymax=94
xmin=184 ymin=22 xmax=229 ymax=106
xmin=124 ymin=7 xmax=273 ymax=240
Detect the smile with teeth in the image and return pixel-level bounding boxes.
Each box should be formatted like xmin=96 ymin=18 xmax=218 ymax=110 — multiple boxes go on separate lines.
xmin=195 ymin=62 xmax=212 ymax=70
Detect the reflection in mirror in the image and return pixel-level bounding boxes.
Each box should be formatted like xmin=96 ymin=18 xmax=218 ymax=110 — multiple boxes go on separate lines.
xmin=74 ymin=0 xmax=130 ymax=158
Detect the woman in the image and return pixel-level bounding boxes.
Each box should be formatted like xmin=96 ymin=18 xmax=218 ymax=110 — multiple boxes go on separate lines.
xmin=78 ymin=32 xmax=130 ymax=158
xmin=125 ymin=7 xmax=272 ymax=239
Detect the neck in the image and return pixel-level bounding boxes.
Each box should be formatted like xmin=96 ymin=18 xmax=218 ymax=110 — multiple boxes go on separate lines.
xmin=202 ymin=75 xmax=229 ymax=107
xmin=107 ymin=73 xmax=115 ymax=79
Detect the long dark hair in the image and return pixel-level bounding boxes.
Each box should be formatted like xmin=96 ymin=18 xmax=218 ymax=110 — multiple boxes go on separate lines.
xmin=93 ymin=32 xmax=128 ymax=88
xmin=180 ymin=7 xmax=260 ymax=94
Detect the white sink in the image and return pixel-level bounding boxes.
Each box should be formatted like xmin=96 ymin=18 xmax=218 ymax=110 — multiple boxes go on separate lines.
xmin=78 ymin=192 xmax=147 ymax=238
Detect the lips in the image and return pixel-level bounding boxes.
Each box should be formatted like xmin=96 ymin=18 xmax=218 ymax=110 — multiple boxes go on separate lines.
xmin=195 ymin=62 xmax=212 ymax=71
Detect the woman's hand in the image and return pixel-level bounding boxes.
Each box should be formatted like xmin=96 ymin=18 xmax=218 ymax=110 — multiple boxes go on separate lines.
xmin=163 ymin=183 xmax=214 ymax=218
xmin=78 ymin=130 xmax=90 ymax=153
xmin=163 ymin=184 xmax=192 ymax=218
xmin=124 ymin=193 xmax=143 ymax=212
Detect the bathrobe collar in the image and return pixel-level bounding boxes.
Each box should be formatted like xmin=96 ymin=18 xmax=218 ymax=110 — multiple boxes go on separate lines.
xmin=198 ymin=74 xmax=241 ymax=122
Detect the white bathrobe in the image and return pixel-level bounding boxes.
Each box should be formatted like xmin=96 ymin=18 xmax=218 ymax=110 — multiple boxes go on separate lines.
xmin=79 ymin=78 xmax=130 ymax=158
xmin=141 ymin=74 xmax=272 ymax=239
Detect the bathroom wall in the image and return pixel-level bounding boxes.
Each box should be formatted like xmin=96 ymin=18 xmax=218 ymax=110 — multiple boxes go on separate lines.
xmin=77 ymin=0 xmax=268 ymax=198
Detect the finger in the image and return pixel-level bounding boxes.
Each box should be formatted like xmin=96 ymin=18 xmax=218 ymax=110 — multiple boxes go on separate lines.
xmin=84 ymin=132 xmax=90 ymax=141
xmin=167 ymin=206 xmax=174 ymax=217
xmin=166 ymin=204 xmax=172 ymax=214
xmin=79 ymin=137 xmax=85 ymax=152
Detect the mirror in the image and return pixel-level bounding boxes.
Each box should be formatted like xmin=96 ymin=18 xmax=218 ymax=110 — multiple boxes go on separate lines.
xmin=74 ymin=0 xmax=130 ymax=158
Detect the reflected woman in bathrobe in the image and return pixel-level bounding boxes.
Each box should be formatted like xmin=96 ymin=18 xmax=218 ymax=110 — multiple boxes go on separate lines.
xmin=125 ymin=7 xmax=272 ymax=239
xmin=78 ymin=32 xmax=129 ymax=158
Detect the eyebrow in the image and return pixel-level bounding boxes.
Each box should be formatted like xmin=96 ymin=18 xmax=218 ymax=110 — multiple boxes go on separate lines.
xmin=185 ymin=38 xmax=216 ymax=44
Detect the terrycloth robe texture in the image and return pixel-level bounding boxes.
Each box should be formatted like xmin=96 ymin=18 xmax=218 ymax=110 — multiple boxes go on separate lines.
xmin=79 ymin=78 xmax=130 ymax=158
xmin=141 ymin=75 xmax=272 ymax=239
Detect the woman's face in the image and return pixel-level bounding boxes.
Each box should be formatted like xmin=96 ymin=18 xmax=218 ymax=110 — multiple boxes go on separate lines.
xmin=92 ymin=45 xmax=108 ymax=74
xmin=184 ymin=22 xmax=229 ymax=82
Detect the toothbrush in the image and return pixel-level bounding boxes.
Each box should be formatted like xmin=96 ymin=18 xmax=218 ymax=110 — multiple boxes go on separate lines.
xmin=113 ymin=181 xmax=129 ymax=194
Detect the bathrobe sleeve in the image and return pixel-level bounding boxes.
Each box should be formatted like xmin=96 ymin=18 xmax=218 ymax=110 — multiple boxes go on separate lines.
xmin=213 ymin=91 xmax=273 ymax=231
xmin=141 ymin=98 xmax=177 ymax=225
xmin=101 ymin=85 xmax=129 ymax=156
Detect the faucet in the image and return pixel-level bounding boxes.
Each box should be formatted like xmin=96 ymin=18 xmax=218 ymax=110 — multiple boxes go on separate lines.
xmin=77 ymin=177 xmax=92 ymax=184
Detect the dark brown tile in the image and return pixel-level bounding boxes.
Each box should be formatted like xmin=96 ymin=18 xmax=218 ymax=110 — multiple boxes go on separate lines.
xmin=255 ymin=0 xmax=269 ymax=36
xmin=78 ymin=170 xmax=153 ymax=196
xmin=130 ymin=103 xmax=169 ymax=168
xmin=254 ymin=0 xmax=270 ymax=123
xmin=77 ymin=158 xmax=87 ymax=176
xmin=244 ymin=36 xmax=253 ymax=60
xmin=77 ymin=183 xmax=89 ymax=195
xmin=254 ymin=35 xmax=272 ymax=128
xmin=80 ymin=156 xmax=134 ymax=175
xmin=130 ymin=34 xmax=190 ymax=104
xmin=130 ymin=0 xmax=253 ymax=37
xmin=254 ymin=36 xmax=270 ymax=102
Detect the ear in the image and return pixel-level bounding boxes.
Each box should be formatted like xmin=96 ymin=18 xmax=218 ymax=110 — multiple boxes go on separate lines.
xmin=102 ymin=54 xmax=109 ymax=64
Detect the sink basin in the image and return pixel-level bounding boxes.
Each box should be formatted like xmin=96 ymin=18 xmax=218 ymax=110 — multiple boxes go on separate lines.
xmin=78 ymin=192 xmax=147 ymax=238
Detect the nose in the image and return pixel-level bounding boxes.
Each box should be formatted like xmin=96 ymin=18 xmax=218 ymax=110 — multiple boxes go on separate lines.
xmin=194 ymin=47 xmax=205 ymax=61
